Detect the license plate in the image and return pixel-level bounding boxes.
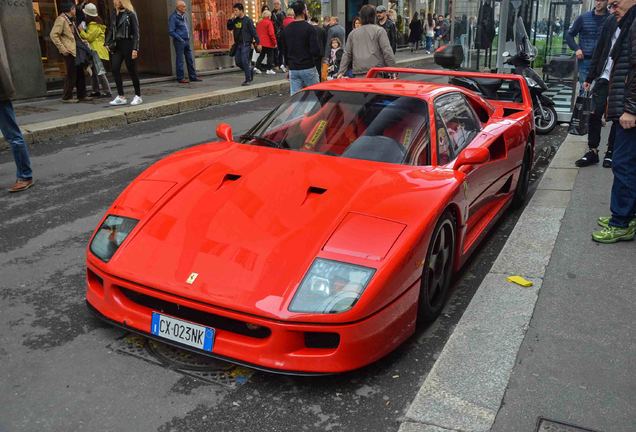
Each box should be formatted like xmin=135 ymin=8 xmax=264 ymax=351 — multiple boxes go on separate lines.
xmin=150 ymin=312 xmax=214 ymax=352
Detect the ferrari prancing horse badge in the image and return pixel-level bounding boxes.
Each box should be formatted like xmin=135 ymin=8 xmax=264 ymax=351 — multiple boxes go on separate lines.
xmin=186 ymin=272 xmax=199 ymax=284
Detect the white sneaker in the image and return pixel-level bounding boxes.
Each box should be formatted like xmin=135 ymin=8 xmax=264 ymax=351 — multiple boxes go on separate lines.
xmin=253 ymin=68 xmax=262 ymax=74
xmin=109 ymin=96 xmax=127 ymax=106
xmin=280 ymin=65 xmax=287 ymax=73
xmin=266 ymin=69 xmax=276 ymax=75
xmin=130 ymin=95 xmax=143 ymax=106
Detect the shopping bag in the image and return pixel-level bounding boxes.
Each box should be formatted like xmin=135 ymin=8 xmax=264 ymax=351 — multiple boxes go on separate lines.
xmin=251 ymin=49 xmax=260 ymax=63
xmin=568 ymin=91 xmax=592 ymax=135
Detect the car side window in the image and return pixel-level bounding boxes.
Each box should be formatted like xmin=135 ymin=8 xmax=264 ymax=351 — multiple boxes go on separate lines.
xmin=434 ymin=93 xmax=482 ymax=161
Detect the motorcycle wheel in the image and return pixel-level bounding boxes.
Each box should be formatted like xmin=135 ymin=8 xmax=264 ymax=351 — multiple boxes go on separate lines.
xmin=534 ymin=104 xmax=557 ymax=135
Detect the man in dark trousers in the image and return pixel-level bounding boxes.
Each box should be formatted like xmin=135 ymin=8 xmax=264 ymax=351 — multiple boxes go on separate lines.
xmin=566 ymin=0 xmax=608 ymax=88
xmin=227 ymin=3 xmax=259 ymax=86
xmin=169 ymin=0 xmax=202 ymax=84
xmin=592 ymin=0 xmax=636 ymax=243
xmin=577 ymin=5 xmax=617 ymax=168
xmin=0 ymin=28 xmax=34 ymax=193
xmin=271 ymin=0 xmax=286 ymax=71
xmin=310 ymin=16 xmax=326 ymax=79
xmin=376 ymin=5 xmax=397 ymax=53
xmin=282 ymin=1 xmax=320 ymax=94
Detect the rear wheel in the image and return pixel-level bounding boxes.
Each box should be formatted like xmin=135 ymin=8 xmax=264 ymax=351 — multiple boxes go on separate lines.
xmin=417 ymin=211 xmax=456 ymax=324
xmin=511 ymin=146 xmax=532 ymax=209
xmin=534 ymin=104 xmax=557 ymax=135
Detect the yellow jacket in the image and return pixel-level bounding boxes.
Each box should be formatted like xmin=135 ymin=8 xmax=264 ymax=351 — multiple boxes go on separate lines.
xmin=50 ymin=14 xmax=76 ymax=57
xmin=80 ymin=22 xmax=109 ymax=61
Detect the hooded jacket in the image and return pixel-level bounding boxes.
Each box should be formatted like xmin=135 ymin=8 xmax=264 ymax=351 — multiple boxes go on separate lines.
xmin=607 ymin=5 xmax=636 ymax=120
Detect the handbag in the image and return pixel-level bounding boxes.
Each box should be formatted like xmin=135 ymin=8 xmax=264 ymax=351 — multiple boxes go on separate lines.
xmin=75 ymin=39 xmax=93 ymax=67
xmin=568 ymin=90 xmax=592 ymax=136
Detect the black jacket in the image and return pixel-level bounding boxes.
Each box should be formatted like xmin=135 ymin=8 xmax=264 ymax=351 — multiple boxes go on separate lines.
xmin=625 ymin=15 xmax=636 ymax=115
xmin=106 ymin=9 xmax=140 ymax=52
xmin=585 ymin=15 xmax=617 ymax=83
xmin=607 ymin=5 xmax=636 ymax=120
xmin=227 ymin=16 xmax=259 ymax=45
xmin=379 ymin=19 xmax=397 ymax=53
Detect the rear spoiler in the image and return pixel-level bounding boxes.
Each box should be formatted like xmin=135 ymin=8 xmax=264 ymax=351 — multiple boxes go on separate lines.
xmin=366 ymin=67 xmax=533 ymax=109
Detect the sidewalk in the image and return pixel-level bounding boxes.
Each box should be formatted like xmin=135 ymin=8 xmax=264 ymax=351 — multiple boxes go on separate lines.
xmin=400 ymin=129 xmax=634 ymax=432
xmin=2 ymin=51 xmax=432 ymax=150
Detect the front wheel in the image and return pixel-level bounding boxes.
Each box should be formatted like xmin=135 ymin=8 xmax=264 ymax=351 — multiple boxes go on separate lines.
xmin=534 ymin=104 xmax=557 ymax=135
xmin=417 ymin=211 xmax=456 ymax=325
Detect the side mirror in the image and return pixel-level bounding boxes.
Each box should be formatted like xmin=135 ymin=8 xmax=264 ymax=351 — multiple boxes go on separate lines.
xmin=216 ymin=123 xmax=234 ymax=142
xmin=454 ymin=147 xmax=490 ymax=171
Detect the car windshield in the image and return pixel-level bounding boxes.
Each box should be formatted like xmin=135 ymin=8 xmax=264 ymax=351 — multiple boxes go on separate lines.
xmin=243 ymin=90 xmax=430 ymax=165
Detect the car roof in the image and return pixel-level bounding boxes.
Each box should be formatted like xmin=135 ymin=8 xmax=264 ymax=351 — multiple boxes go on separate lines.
xmin=308 ymin=78 xmax=460 ymax=102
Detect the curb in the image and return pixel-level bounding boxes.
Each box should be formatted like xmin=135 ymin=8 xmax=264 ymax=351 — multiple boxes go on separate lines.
xmin=399 ymin=132 xmax=587 ymax=432
xmin=2 ymin=55 xmax=432 ymax=150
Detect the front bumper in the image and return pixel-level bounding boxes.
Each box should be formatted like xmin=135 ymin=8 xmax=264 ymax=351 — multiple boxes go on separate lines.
xmin=86 ymin=264 xmax=420 ymax=374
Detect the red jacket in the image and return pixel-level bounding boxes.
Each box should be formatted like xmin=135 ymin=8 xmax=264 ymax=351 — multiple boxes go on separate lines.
xmin=283 ymin=16 xmax=294 ymax=28
xmin=256 ymin=18 xmax=277 ymax=48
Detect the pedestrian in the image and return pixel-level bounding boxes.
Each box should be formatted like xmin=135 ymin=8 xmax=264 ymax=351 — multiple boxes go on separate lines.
xmin=310 ymin=16 xmax=326 ymax=80
xmin=326 ymin=37 xmax=343 ymax=80
xmin=337 ymin=4 xmax=396 ymax=78
xmin=592 ymin=0 xmax=636 ymax=243
xmin=577 ymin=8 xmax=619 ymax=168
xmin=271 ymin=0 xmax=286 ymax=72
xmin=409 ymin=12 xmax=423 ymax=52
xmin=324 ymin=16 xmax=345 ymax=60
xmin=227 ymin=3 xmax=259 ymax=86
xmin=566 ymin=0 xmax=609 ymax=89
xmin=106 ymin=0 xmax=142 ymax=106
xmin=424 ymin=12 xmax=435 ymax=53
xmin=283 ymin=8 xmax=295 ymax=28
xmin=255 ymin=10 xmax=277 ymax=75
xmin=169 ymin=0 xmax=202 ymax=84
xmin=79 ymin=3 xmax=112 ymax=98
xmin=0 ymin=30 xmax=34 ymax=193
xmin=49 ymin=2 xmax=91 ymax=103
xmin=376 ymin=5 xmax=397 ymax=53
xmin=352 ymin=16 xmax=362 ymax=30
xmin=435 ymin=14 xmax=449 ymax=45
xmin=282 ymin=0 xmax=320 ymax=94
xmin=75 ymin=0 xmax=88 ymax=28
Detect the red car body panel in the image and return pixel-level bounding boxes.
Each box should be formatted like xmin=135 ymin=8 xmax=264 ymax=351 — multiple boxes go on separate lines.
xmin=86 ymin=69 xmax=534 ymax=374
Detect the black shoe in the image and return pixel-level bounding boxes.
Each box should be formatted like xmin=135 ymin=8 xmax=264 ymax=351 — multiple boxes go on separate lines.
xmin=89 ymin=92 xmax=101 ymax=97
xmin=575 ymin=150 xmax=599 ymax=167
xmin=190 ymin=78 xmax=203 ymax=82
xmin=241 ymin=81 xmax=250 ymax=86
xmin=602 ymin=151 xmax=612 ymax=168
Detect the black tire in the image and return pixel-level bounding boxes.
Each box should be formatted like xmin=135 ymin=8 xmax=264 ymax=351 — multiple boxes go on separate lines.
xmin=534 ymin=104 xmax=557 ymax=135
xmin=417 ymin=211 xmax=456 ymax=325
xmin=511 ymin=146 xmax=532 ymax=209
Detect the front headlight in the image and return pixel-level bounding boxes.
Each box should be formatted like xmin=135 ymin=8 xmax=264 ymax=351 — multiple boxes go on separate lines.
xmin=289 ymin=258 xmax=375 ymax=314
xmin=90 ymin=215 xmax=139 ymax=262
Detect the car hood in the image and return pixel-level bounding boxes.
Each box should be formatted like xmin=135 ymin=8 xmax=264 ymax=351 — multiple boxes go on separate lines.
xmin=108 ymin=143 xmax=457 ymax=319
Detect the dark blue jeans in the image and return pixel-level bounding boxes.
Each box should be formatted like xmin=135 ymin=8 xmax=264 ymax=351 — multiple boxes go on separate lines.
xmin=235 ymin=43 xmax=253 ymax=82
xmin=173 ymin=39 xmax=197 ymax=81
xmin=0 ymin=100 xmax=32 ymax=180
xmin=609 ymin=124 xmax=636 ymax=227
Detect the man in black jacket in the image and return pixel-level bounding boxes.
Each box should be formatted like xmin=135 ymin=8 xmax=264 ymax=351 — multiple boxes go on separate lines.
xmin=227 ymin=3 xmax=260 ymax=86
xmin=592 ymin=0 xmax=636 ymax=243
xmin=0 ymin=28 xmax=34 ymax=193
xmin=376 ymin=6 xmax=397 ymax=53
xmin=577 ymin=12 xmax=618 ymax=168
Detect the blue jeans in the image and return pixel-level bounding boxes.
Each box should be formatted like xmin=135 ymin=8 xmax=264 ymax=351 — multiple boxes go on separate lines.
xmin=289 ymin=67 xmax=319 ymax=95
xmin=0 ymin=100 xmax=32 ymax=180
xmin=173 ymin=39 xmax=197 ymax=81
xmin=609 ymin=124 xmax=636 ymax=227
xmin=235 ymin=43 xmax=253 ymax=83
xmin=425 ymin=36 xmax=433 ymax=51
xmin=577 ymin=58 xmax=591 ymax=88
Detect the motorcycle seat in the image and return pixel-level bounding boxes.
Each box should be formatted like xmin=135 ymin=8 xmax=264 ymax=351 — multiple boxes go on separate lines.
xmin=472 ymin=78 xmax=503 ymax=94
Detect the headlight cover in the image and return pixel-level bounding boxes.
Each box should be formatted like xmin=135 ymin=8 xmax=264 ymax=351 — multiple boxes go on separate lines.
xmin=289 ymin=258 xmax=375 ymax=314
xmin=90 ymin=215 xmax=139 ymax=262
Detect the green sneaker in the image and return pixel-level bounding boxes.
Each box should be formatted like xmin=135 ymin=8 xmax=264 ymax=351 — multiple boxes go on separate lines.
xmin=597 ymin=216 xmax=636 ymax=229
xmin=592 ymin=225 xmax=636 ymax=243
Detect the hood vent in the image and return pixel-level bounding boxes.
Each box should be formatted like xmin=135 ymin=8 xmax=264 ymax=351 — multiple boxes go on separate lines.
xmin=217 ymin=173 xmax=242 ymax=190
xmin=301 ymin=185 xmax=327 ymax=205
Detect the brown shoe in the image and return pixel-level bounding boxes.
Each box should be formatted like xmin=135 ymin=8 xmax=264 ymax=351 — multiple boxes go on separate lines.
xmin=61 ymin=98 xmax=79 ymax=104
xmin=8 ymin=179 xmax=34 ymax=193
xmin=78 ymin=96 xmax=94 ymax=102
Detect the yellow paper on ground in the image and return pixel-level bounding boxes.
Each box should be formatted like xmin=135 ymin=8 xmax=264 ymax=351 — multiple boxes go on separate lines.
xmin=507 ymin=275 xmax=534 ymax=287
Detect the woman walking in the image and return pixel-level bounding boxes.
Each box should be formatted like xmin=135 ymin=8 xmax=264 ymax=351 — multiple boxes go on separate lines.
xmin=408 ymin=12 xmax=423 ymax=52
xmin=80 ymin=3 xmax=112 ymax=98
xmin=255 ymin=10 xmax=277 ymax=74
xmin=337 ymin=5 xmax=395 ymax=78
xmin=423 ymin=13 xmax=434 ymax=53
xmin=106 ymin=0 xmax=142 ymax=106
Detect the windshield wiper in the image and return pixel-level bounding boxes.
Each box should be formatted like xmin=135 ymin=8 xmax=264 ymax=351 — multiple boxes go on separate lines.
xmin=239 ymin=134 xmax=281 ymax=148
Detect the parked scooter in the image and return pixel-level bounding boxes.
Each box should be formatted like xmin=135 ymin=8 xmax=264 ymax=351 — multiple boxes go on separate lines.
xmin=436 ymin=17 xmax=558 ymax=134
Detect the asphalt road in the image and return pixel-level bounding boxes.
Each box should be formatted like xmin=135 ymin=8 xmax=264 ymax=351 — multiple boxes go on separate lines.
xmin=0 ymin=94 xmax=567 ymax=432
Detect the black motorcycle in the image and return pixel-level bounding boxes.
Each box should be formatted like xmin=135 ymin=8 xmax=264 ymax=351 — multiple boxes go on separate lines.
xmin=435 ymin=18 xmax=558 ymax=134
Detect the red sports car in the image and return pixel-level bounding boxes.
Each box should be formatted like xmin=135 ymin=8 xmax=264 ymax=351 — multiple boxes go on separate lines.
xmin=86 ymin=68 xmax=534 ymax=374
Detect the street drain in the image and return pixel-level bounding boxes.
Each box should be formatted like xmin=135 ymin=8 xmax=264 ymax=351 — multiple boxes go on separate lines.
xmin=110 ymin=333 xmax=254 ymax=388
xmin=536 ymin=418 xmax=602 ymax=432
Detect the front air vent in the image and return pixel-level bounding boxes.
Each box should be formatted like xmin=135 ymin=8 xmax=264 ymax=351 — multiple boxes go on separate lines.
xmin=307 ymin=186 xmax=327 ymax=195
